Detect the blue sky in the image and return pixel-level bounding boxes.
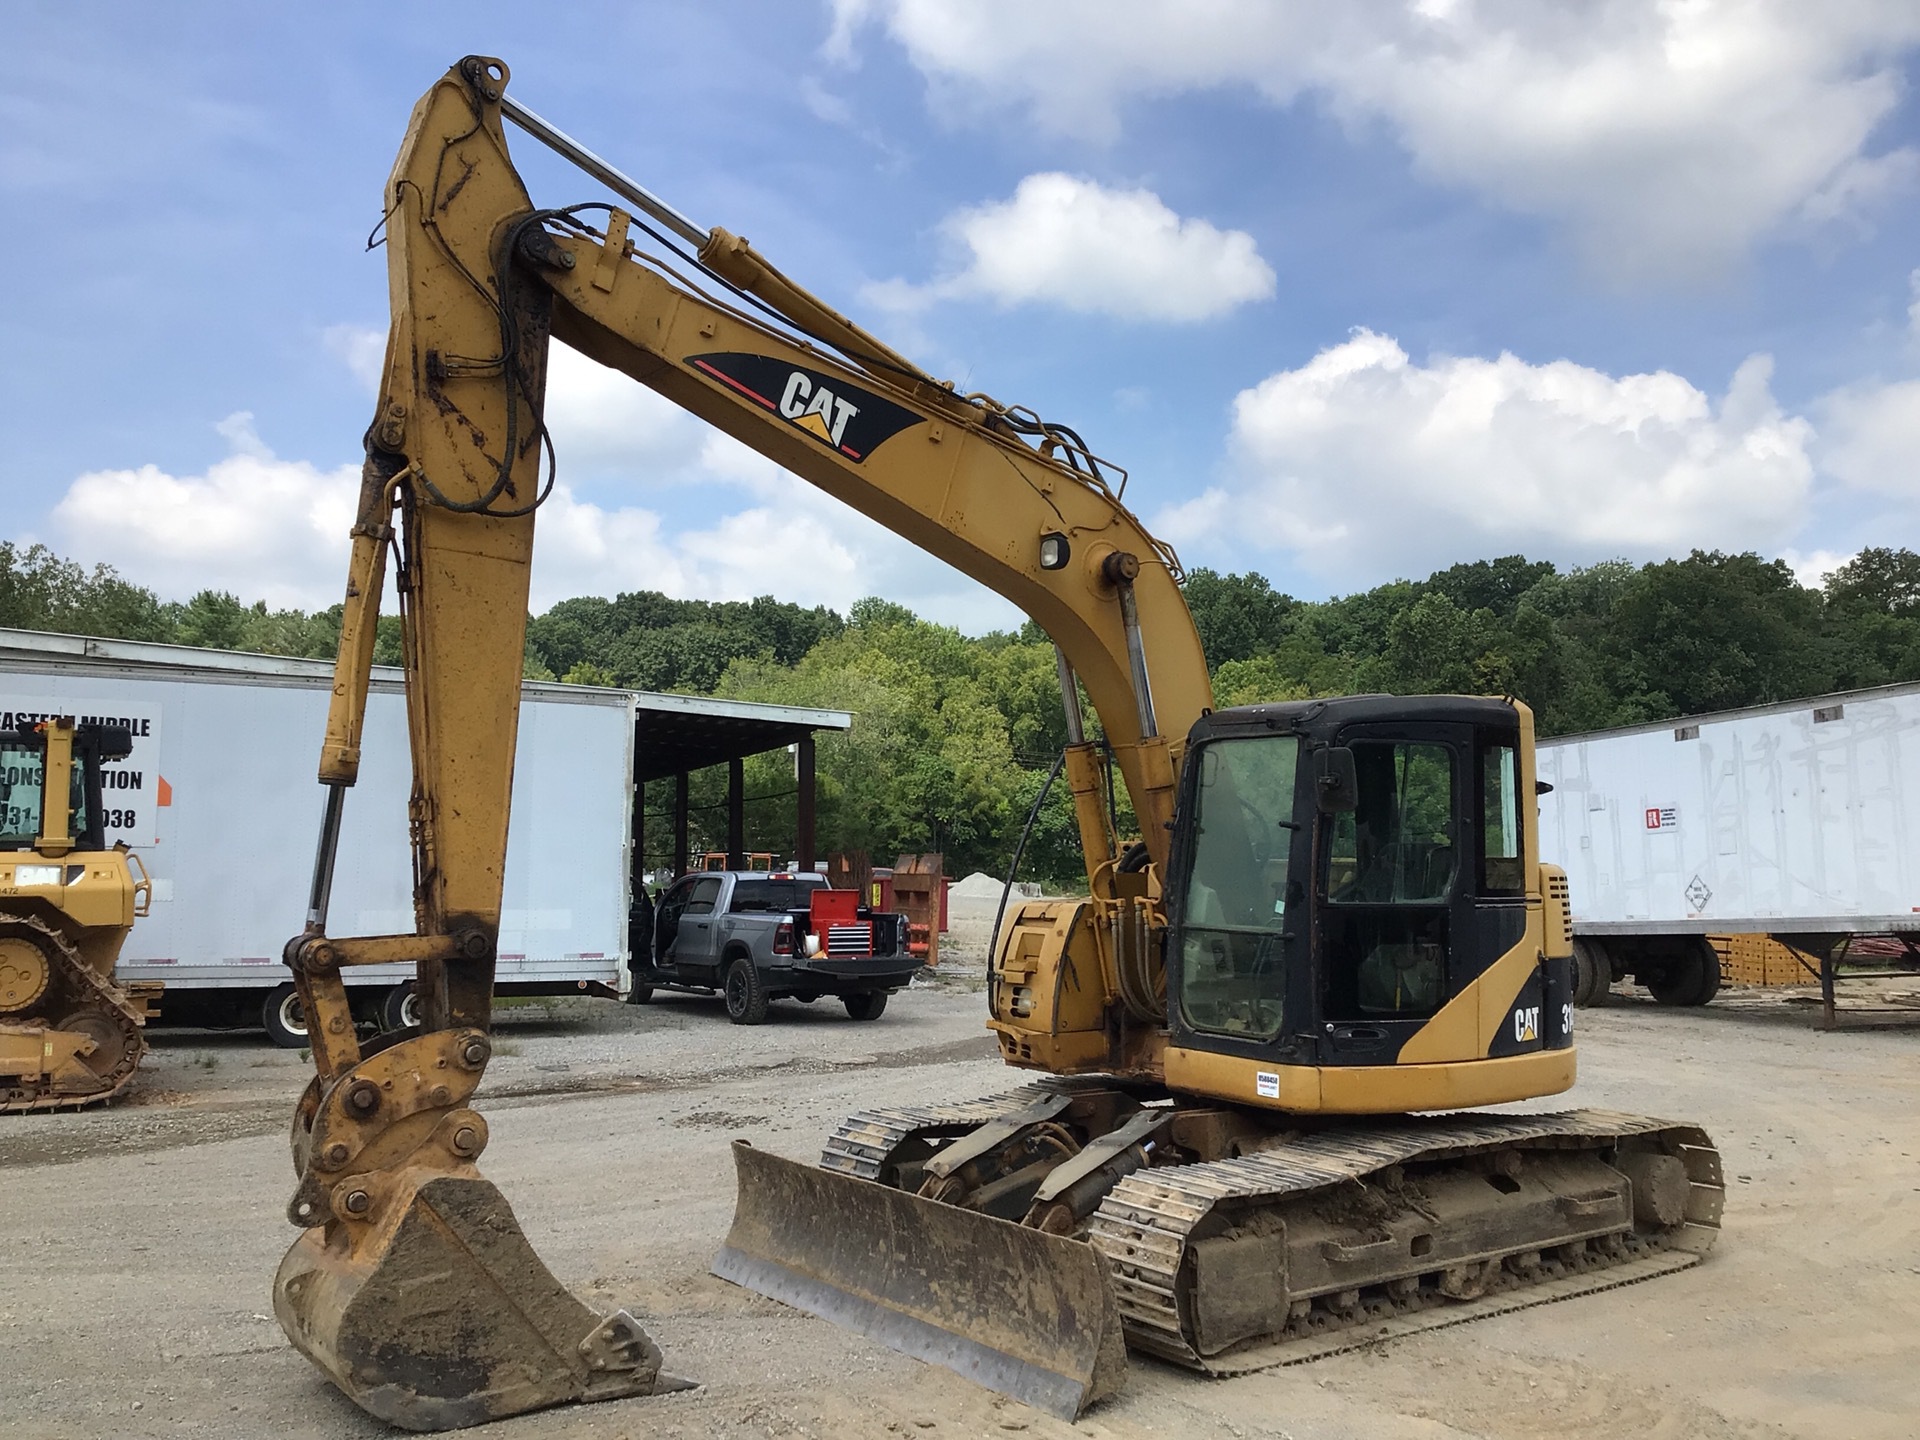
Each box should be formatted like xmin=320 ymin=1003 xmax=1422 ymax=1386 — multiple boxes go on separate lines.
xmin=8 ymin=2 xmax=1920 ymax=632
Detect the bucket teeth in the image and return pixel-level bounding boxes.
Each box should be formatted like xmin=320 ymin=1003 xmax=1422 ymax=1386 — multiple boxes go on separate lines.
xmin=276 ymin=1171 xmax=669 ymax=1431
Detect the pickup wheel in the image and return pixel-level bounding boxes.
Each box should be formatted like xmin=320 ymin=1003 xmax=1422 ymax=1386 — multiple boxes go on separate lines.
xmin=723 ymin=956 xmax=769 ymax=1026
xmin=843 ymin=991 xmax=888 ymax=1022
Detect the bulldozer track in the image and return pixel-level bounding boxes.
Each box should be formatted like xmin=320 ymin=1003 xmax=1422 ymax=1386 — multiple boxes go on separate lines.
xmin=0 ymin=913 xmax=146 ymax=1114
xmin=821 ymin=1084 xmax=1723 ymax=1372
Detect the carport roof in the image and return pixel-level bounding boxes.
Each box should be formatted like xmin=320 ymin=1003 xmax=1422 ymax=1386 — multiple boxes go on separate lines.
xmin=0 ymin=629 xmax=851 ymax=784
xmin=629 ymin=691 xmax=850 ymax=782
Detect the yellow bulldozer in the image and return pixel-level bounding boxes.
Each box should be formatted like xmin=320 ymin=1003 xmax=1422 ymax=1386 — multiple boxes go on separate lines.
xmin=267 ymin=57 xmax=1722 ymax=1430
xmin=0 ymin=716 xmax=156 ymax=1111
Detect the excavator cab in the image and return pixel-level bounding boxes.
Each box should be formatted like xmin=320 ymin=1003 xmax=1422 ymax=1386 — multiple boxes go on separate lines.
xmin=1165 ymin=697 xmax=1573 ymax=1079
xmin=0 ymin=718 xmax=157 ymax=1112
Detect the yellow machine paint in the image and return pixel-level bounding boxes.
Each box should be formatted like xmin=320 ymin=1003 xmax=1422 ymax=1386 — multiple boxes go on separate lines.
xmin=0 ymin=717 xmax=156 ymax=1112
xmin=277 ymin=57 xmax=1721 ymax=1429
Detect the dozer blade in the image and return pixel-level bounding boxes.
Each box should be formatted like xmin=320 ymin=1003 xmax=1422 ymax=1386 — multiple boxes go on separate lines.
xmin=713 ymin=1140 xmax=1126 ymax=1421
xmin=276 ymin=1167 xmax=676 ymax=1431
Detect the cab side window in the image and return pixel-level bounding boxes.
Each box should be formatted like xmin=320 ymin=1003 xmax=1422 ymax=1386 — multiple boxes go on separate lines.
xmin=0 ymin=742 xmax=44 ymax=847
xmin=684 ymin=877 xmax=722 ymax=916
xmin=1479 ymin=741 xmax=1524 ymax=895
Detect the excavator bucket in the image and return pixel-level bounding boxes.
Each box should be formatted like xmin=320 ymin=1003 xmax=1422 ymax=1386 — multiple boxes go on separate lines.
xmin=713 ymin=1141 xmax=1127 ymax=1420
xmin=275 ymin=1166 xmax=675 ymax=1431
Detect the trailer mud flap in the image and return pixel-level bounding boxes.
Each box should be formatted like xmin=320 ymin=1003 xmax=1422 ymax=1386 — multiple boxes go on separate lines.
xmin=713 ymin=1140 xmax=1126 ymax=1420
xmin=275 ymin=1172 xmax=678 ymax=1431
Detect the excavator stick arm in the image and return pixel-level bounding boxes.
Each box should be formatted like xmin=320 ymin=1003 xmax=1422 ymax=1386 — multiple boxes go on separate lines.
xmin=277 ymin=57 xmax=669 ymax=1427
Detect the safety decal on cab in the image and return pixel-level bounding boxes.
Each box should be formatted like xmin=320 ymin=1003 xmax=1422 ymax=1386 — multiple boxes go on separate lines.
xmin=686 ymin=352 xmax=924 ymax=462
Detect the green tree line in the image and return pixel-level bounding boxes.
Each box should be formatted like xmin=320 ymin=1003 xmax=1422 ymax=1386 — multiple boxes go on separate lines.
xmin=6 ymin=538 xmax=1917 ymax=888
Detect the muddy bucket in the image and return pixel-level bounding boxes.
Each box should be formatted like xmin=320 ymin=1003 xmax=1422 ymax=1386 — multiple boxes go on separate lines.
xmin=275 ymin=1166 xmax=674 ymax=1430
xmin=712 ymin=1140 xmax=1126 ymax=1419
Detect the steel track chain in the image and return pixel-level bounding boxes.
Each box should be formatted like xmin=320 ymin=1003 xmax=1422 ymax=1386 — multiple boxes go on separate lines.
xmin=1088 ymin=1109 xmax=1722 ymax=1368
xmin=0 ymin=912 xmax=146 ymax=1114
xmin=818 ymin=1086 xmax=1724 ymax=1370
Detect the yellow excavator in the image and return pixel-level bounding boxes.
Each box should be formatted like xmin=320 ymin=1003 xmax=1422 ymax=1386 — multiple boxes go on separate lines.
xmin=0 ymin=716 xmax=157 ymax=1111
xmin=274 ymin=57 xmax=1723 ymax=1429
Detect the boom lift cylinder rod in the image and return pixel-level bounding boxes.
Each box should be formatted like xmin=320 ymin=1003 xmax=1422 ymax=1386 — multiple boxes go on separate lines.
xmin=499 ymin=95 xmax=709 ymax=249
xmin=1054 ymin=646 xmax=1086 ymax=746
xmin=304 ymin=784 xmax=346 ymax=931
xmin=1114 ymin=573 xmax=1158 ymax=740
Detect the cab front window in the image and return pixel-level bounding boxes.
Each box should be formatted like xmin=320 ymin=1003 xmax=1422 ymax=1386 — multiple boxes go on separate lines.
xmin=1177 ymin=736 xmax=1299 ymax=1040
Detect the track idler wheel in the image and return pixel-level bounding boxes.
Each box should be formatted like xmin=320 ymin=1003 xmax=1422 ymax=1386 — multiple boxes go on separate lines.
xmin=55 ymin=1007 xmax=132 ymax=1088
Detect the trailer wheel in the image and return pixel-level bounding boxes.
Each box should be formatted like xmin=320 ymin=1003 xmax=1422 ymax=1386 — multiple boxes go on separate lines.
xmin=262 ymin=983 xmax=309 ymax=1048
xmin=1648 ymin=940 xmax=1720 ymax=1007
xmin=723 ymin=956 xmax=769 ymax=1025
xmin=1571 ymin=939 xmax=1609 ymax=1008
xmin=843 ymin=991 xmax=888 ymax=1022
xmin=377 ymin=983 xmax=421 ymax=1032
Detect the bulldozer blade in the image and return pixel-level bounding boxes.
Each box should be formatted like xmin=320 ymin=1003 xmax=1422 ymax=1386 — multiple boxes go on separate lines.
xmin=275 ymin=1170 xmax=678 ymax=1431
xmin=713 ymin=1140 xmax=1126 ymax=1420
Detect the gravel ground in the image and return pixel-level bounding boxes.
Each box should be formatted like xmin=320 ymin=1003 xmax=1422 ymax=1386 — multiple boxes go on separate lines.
xmin=2 ymin=968 xmax=1916 ymax=1440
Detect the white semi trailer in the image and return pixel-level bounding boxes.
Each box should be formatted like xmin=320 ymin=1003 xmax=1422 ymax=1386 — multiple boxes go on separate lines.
xmin=0 ymin=628 xmax=631 ymax=1044
xmin=1537 ymin=680 xmax=1920 ymax=1008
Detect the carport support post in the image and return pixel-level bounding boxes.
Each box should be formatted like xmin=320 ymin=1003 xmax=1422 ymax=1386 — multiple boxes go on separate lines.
xmin=796 ymin=733 xmax=816 ymax=872
xmin=727 ymin=757 xmax=744 ymax=869
xmin=673 ymin=771 xmax=690 ymax=878
xmin=632 ymin=780 xmax=645 ymax=892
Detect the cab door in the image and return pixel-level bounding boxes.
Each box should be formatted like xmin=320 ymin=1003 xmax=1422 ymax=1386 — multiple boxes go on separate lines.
xmin=667 ymin=875 xmax=725 ymax=977
xmin=1315 ymin=724 xmax=1476 ymax=1065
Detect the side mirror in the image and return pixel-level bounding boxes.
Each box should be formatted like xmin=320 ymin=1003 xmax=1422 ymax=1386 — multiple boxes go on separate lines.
xmin=1314 ymin=745 xmax=1358 ymax=813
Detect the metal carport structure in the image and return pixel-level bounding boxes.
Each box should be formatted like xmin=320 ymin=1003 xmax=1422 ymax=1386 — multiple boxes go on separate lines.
xmin=628 ymin=691 xmax=851 ymax=881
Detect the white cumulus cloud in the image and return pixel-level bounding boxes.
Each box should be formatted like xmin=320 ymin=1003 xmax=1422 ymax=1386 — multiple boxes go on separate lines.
xmin=41 ymin=339 xmax=1022 ymax=632
xmin=1154 ymin=330 xmax=1815 ymax=586
xmin=870 ymin=172 xmax=1274 ymax=321
xmin=50 ymin=413 xmax=360 ymax=610
xmin=1816 ymin=375 xmax=1920 ymax=497
xmin=1779 ymin=547 xmax=1857 ymax=589
xmin=829 ymin=0 xmax=1920 ymax=278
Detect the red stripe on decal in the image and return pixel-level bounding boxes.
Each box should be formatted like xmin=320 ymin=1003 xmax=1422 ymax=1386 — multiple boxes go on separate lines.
xmin=693 ymin=359 xmax=776 ymax=410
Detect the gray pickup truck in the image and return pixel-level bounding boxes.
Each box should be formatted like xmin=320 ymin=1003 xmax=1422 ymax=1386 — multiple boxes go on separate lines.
xmin=634 ymin=870 xmax=920 ymax=1024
